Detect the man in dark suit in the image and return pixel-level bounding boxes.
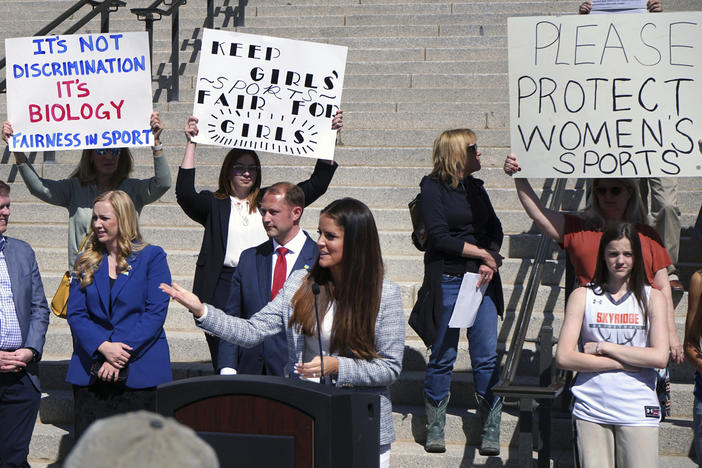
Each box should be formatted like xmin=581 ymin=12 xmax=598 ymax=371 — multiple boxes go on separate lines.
xmin=0 ymin=180 xmax=50 ymax=467
xmin=217 ymin=182 xmax=318 ymax=375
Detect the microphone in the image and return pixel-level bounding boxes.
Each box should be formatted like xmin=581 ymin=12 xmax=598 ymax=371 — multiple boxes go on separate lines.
xmin=311 ymin=282 xmax=327 ymax=384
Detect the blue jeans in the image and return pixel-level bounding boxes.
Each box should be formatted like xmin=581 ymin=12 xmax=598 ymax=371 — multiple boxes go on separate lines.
xmin=424 ymin=274 xmax=499 ymax=405
xmin=694 ymin=396 xmax=702 ymax=465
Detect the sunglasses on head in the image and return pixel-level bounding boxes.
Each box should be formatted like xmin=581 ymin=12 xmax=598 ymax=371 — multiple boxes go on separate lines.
xmin=467 ymin=144 xmax=478 ymax=153
xmin=232 ymin=165 xmax=258 ymax=175
xmin=594 ymin=185 xmax=624 ymax=196
xmin=94 ymin=148 xmax=121 ymax=157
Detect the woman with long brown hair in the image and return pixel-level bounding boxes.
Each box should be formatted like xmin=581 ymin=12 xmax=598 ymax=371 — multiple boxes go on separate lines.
xmin=175 ymin=112 xmax=342 ymax=371
xmin=556 ymin=223 xmax=669 ymax=468
xmin=160 ymin=198 xmax=404 ymax=468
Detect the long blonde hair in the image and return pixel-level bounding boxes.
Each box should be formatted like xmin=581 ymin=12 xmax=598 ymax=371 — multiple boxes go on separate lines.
xmin=582 ymin=178 xmax=647 ymax=229
xmin=429 ymin=129 xmax=477 ymax=188
xmin=73 ymin=190 xmax=146 ymax=288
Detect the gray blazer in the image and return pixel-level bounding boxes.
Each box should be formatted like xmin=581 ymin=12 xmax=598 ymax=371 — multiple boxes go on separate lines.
xmin=198 ymin=269 xmax=405 ymax=446
xmin=4 ymin=237 xmax=50 ymax=391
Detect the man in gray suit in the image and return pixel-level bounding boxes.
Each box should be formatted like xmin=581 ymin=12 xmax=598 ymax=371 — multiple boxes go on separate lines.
xmin=0 ymin=180 xmax=50 ymax=467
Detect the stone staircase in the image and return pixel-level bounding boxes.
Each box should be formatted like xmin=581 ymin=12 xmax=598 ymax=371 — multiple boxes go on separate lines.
xmin=1 ymin=0 xmax=701 ymax=466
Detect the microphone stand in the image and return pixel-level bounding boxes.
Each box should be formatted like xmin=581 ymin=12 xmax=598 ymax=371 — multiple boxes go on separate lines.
xmin=311 ymin=283 xmax=328 ymax=385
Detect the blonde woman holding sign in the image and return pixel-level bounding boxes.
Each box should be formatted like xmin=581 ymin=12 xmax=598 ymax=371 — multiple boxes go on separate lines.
xmin=2 ymin=112 xmax=171 ymax=269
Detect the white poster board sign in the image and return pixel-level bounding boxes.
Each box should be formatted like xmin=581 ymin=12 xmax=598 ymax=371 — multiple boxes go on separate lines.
xmin=592 ymin=0 xmax=646 ymax=13
xmin=508 ymin=12 xmax=702 ymax=178
xmin=192 ymin=29 xmax=347 ymax=161
xmin=5 ymin=32 xmax=153 ymax=152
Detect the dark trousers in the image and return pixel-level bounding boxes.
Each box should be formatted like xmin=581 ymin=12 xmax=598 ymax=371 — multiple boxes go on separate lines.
xmin=208 ymin=266 xmax=238 ymax=372
xmin=0 ymin=371 xmax=40 ymax=468
xmin=73 ymin=381 xmax=156 ymax=442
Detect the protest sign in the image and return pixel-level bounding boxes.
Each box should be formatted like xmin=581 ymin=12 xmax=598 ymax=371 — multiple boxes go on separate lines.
xmin=5 ymin=31 xmax=153 ymax=152
xmin=591 ymin=0 xmax=646 ymax=13
xmin=508 ymin=12 xmax=702 ymax=178
xmin=192 ymin=29 xmax=347 ymax=161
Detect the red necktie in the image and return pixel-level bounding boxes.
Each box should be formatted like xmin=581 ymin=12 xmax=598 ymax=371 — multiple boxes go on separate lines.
xmin=271 ymin=246 xmax=289 ymax=300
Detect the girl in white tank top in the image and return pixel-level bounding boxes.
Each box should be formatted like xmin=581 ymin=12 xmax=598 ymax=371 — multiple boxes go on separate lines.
xmin=555 ymin=223 xmax=669 ymax=468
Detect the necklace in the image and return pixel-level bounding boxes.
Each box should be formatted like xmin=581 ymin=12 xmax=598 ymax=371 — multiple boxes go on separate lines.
xmin=232 ymin=198 xmax=249 ymax=226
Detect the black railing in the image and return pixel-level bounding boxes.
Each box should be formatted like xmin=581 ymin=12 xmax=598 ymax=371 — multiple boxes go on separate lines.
xmin=0 ymin=0 xmax=126 ymax=94
xmin=493 ymin=178 xmax=568 ymax=467
xmin=206 ymin=0 xmax=248 ymax=29
xmin=131 ymin=0 xmax=187 ymax=102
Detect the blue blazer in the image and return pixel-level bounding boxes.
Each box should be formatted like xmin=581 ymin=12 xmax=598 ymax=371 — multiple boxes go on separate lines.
xmin=3 ymin=237 xmax=50 ymax=391
xmin=217 ymin=232 xmax=318 ymax=375
xmin=66 ymin=244 xmax=172 ymax=388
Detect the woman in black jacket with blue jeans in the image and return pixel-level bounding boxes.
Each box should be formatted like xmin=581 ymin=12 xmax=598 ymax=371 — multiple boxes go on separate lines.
xmin=412 ymin=128 xmax=504 ymax=454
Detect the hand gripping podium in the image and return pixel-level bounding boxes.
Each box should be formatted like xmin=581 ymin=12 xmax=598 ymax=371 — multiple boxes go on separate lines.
xmin=156 ymin=375 xmax=380 ymax=468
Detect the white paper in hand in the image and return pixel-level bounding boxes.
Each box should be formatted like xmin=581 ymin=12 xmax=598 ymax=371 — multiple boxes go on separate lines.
xmin=448 ymin=272 xmax=488 ymax=329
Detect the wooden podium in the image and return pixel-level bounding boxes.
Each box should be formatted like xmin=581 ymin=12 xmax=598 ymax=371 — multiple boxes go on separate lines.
xmin=156 ymin=375 xmax=380 ymax=468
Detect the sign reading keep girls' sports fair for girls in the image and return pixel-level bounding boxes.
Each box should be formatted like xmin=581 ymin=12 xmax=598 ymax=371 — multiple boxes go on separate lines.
xmin=508 ymin=12 xmax=702 ymax=178
xmin=5 ymin=31 xmax=153 ymax=152
xmin=192 ymin=29 xmax=347 ymax=161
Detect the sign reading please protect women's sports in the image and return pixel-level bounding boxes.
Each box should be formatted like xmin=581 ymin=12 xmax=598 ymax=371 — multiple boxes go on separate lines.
xmin=5 ymin=31 xmax=153 ymax=152
xmin=508 ymin=12 xmax=702 ymax=178
xmin=192 ymin=29 xmax=347 ymax=161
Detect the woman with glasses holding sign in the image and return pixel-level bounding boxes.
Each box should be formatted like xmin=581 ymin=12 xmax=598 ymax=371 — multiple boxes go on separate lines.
xmin=176 ymin=111 xmax=342 ymax=372
xmin=2 ymin=112 xmax=171 ymax=269
xmin=556 ymin=223 xmax=668 ymax=468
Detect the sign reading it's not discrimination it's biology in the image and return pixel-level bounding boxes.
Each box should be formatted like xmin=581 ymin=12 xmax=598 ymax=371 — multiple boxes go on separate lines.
xmin=5 ymin=31 xmax=154 ymax=152
xmin=508 ymin=12 xmax=702 ymax=178
xmin=192 ymin=29 xmax=347 ymax=161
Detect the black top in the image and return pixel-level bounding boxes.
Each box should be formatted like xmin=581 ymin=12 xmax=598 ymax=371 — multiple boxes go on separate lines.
xmin=409 ymin=174 xmax=505 ymax=347
xmin=175 ymin=160 xmax=338 ymax=303
xmin=420 ymin=175 xmax=503 ymax=275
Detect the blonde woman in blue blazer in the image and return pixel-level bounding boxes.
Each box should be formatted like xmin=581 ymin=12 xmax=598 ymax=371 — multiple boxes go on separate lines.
xmin=67 ymin=190 xmax=172 ymax=440
xmin=162 ymin=198 xmax=405 ymax=468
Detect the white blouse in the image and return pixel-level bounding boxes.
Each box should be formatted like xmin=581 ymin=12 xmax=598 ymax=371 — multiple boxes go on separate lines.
xmin=222 ymin=197 xmax=268 ymax=267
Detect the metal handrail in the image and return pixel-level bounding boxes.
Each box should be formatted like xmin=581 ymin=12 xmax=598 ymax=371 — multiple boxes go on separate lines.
xmin=206 ymin=0 xmax=248 ymax=29
xmin=131 ymin=0 xmax=187 ymax=101
xmin=500 ymin=178 xmax=568 ymax=385
xmin=0 ymin=0 xmax=126 ymax=93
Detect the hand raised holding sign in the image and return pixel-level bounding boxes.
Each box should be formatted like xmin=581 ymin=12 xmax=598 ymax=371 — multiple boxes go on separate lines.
xmin=579 ymin=0 xmax=662 ymax=14
xmin=150 ymin=111 xmax=163 ymax=146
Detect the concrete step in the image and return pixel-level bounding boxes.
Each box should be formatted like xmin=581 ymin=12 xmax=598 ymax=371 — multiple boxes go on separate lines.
xmin=234 ymin=24 xmax=507 ymax=39
xmin=27 ymin=422 xmax=71 ymax=465
xmin=392 ymin=404 xmax=695 ymax=456
xmin=253 ymin=2 xmax=576 ymax=17
xmin=43 ymin=327 xmax=210 ymax=363
xmin=389 ymin=440 xmax=574 ymax=468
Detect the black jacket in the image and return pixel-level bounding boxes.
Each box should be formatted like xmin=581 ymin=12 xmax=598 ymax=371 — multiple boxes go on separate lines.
xmin=409 ymin=175 xmax=504 ymax=347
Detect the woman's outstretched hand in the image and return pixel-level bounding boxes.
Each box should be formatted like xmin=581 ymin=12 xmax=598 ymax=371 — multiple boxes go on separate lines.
xmin=159 ymin=282 xmax=206 ymax=318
